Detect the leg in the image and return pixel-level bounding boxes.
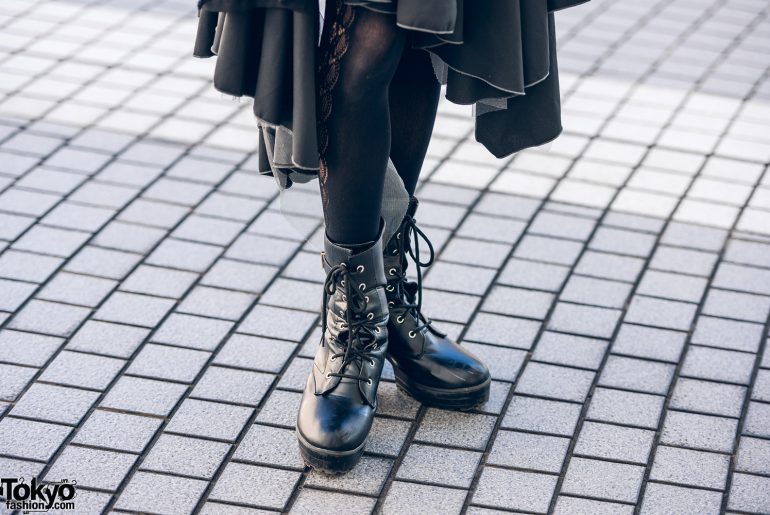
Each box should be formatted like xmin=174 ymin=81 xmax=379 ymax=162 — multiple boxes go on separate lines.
xmin=388 ymin=46 xmax=441 ymax=195
xmin=317 ymin=1 xmax=406 ymax=246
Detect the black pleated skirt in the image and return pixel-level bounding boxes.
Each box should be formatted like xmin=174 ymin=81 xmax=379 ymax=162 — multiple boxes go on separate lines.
xmin=193 ymin=0 xmax=589 ymax=187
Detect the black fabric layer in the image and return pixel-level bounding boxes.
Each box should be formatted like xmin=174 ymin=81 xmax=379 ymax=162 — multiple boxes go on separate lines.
xmin=193 ymin=0 xmax=589 ymax=186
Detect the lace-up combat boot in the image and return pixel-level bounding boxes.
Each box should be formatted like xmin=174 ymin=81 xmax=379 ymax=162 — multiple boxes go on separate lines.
xmin=296 ymin=222 xmax=389 ymax=473
xmin=384 ymin=197 xmax=491 ymax=409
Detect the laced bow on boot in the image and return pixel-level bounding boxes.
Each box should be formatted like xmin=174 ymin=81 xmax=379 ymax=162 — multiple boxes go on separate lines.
xmin=386 ymin=212 xmax=446 ymax=344
xmin=322 ymin=262 xmax=382 ymax=383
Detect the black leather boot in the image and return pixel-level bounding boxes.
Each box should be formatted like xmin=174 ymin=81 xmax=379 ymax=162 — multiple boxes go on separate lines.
xmin=384 ymin=197 xmax=491 ymax=409
xmin=296 ymin=222 xmax=389 ymax=473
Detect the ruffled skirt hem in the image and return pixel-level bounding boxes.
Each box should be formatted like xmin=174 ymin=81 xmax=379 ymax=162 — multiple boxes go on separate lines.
xmin=194 ymin=0 xmax=588 ymax=187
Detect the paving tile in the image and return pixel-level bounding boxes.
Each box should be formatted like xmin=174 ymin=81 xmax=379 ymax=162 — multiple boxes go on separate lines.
xmin=515 ymin=362 xmax=595 ymax=402
xmin=661 ymin=411 xmax=738 ymax=453
xmin=461 ymin=342 xmax=527 ymax=382
xmin=575 ymin=251 xmax=645 ymax=282
xmin=305 ymin=455 xmax=392 ymax=495
xmin=38 ymin=272 xmax=116 ymax=307
xmin=473 ymin=467 xmax=557 ymax=513
xmin=554 ymin=496 xmax=634 ymax=515
xmin=11 ymin=383 xmax=99 ymax=425
xmin=681 ymin=346 xmax=755 ymax=385
xmin=368 ymin=417 xmax=412 ymax=456
xmin=291 ymin=490 xmax=376 ymax=515
xmin=383 ymin=481 xmax=466 ymax=515
xmin=166 ymin=399 xmax=253 ymax=442
xmin=215 ymin=334 xmax=296 ymax=373
xmin=463 ymin=313 xmax=540 ymax=349
xmin=178 ymin=286 xmax=256 ymax=320
xmin=8 ymin=300 xmax=91 ymax=337
xmin=128 ymin=344 xmax=210 ymax=383
xmin=650 ymin=245 xmax=718 ymax=276
xmin=589 ymin=226 xmax=656 ymax=258
xmin=691 ymin=315 xmax=764 ymax=353
xmin=502 ymin=396 xmax=582 ymax=436
xmin=0 ymin=278 xmax=36 ymax=312
xmin=226 ymin=233 xmax=299 ymax=266
xmin=95 ymin=291 xmax=175 ymax=327
xmin=611 ymin=323 xmax=687 ymax=363
xmin=39 ymin=350 xmax=124 ymax=390
xmin=625 ymin=295 xmax=698 ymax=331
xmin=173 ymin=214 xmax=244 ymax=246
xmin=152 ymin=313 xmax=233 ymax=351
xmin=600 ymin=355 xmax=675 ymax=394
xmin=498 ymin=258 xmax=570 ymax=292
xmin=202 ymin=259 xmax=278 ymax=295
xmin=702 ymin=288 xmax=770 ymax=323
xmin=735 ymin=436 xmax=770 ymax=475
xmin=650 ymin=445 xmax=729 ymax=490
xmin=66 ymin=320 xmax=149 ymax=358
xmin=514 ymin=235 xmax=583 ymax=266
xmin=397 ymin=444 xmax=481 ymax=488
xmin=141 ymin=433 xmax=229 ymax=479
xmin=116 ymin=471 xmax=208 ymax=515
xmin=424 ymin=262 xmax=496 ymax=295
xmin=481 ymin=286 xmax=554 ymax=319
xmin=0 ymin=250 xmax=63 ymax=283
xmin=562 ymin=457 xmax=645 ymax=503
xmin=255 ymin=390 xmax=302 ymax=429
xmin=233 ymin=423 xmax=304 ymax=470
xmin=100 ymin=376 xmax=187 ymax=416
xmin=45 ymin=445 xmax=136 ymax=491
xmin=727 ymin=473 xmax=770 ymax=513
xmin=488 ymin=430 xmax=570 ymax=473
xmin=193 ymin=366 xmax=274 ymax=406
xmin=13 ymin=225 xmax=90 ymax=258
xmin=93 ymin=221 xmax=166 ymax=254
xmin=414 ymin=409 xmax=496 ymax=450
xmin=560 ymin=275 xmax=632 ymax=308
xmin=744 ymin=401 xmax=770 ymax=438
xmin=754 ymin=369 xmax=770 ymax=402
xmin=713 ymin=262 xmax=770 ymax=296
xmin=0 ymin=417 xmax=72 ymax=461
xmin=575 ymin=421 xmax=655 ymax=464
xmin=73 ymin=410 xmax=161 ymax=453
xmin=640 ymin=482 xmax=722 ymax=515
xmin=532 ymin=331 xmax=608 ymax=369
xmin=530 ymin=210 xmax=596 ymax=241
xmin=209 ymin=462 xmax=300 ymax=510
xmin=441 ymin=238 xmax=512 ymax=268
xmin=547 ymin=302 xmax=621 ymax=338
xmin=587 ymin=387 xmax=664 ymax=429
xmin=0 ymin=363 xmax=37 ymax=402
xmin=65 ymin=246 xmax=141 ymax=280
xmin=121 ymin=265 xmax=198 ymax=298
xmin=375 ymin=381 xmax=421 ymax=419
xmin=670 ymin=378 xmax=746 ymax=417
xmin=661 ymin=221 xmax=727 ymax=252
xmin=0 ymin=330 xmax=62 ymax=367
xmin=147 ymin=238 xmax=223 ymax=272
xmin=238 ymin=304 xmax=318 ymax=341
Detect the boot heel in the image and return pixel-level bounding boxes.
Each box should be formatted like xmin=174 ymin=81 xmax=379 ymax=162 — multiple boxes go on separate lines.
xmin=296 ymin=429 xmax=366 ymax=474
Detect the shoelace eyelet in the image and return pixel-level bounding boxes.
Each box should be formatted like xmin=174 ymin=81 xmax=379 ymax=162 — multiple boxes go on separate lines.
xmin=386 ymin=285 xmax=394 ymax=292
xmin=367 ymin=379 xmax=373 ymax=385
xmin=375 ymin=327 xmax=381 ymax=334
xmin=396 ymin=315 xmax=404 ymax=324
xmin=368 ymin=359 xmax=375 ymax=367
xmin=408 ymin=330 xmax=417 ymax=338
xmin=388 ymin=268 xmax=396 ymax=275
xmin=356 ymin=265 xmax=365 ymax=273
xmin=359 ymin=283 xmax=365 ymax=290
xmin=367 ymin=313 xmax=374 ymax=320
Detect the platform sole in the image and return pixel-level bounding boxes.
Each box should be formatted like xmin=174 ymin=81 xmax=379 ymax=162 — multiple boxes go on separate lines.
xmin=296 ymin=429 xmax=366 ymax=474
xmin=391 ymin=364 xmax=491 ymax=410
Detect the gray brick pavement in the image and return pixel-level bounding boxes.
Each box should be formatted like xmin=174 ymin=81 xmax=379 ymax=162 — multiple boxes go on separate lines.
xmin=1 ymin=0 xmax=770 ymax=512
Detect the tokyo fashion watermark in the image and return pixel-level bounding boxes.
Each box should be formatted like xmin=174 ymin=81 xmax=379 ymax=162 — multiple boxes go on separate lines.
xmin=1 ymin=477 xmax=76 ymax=513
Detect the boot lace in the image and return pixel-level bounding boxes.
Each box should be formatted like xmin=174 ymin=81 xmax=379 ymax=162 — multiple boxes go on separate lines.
xmin=388 ymin=214 xmax=446 ymax=338
xmin=322 ymin=262 xmax=381 ymax=382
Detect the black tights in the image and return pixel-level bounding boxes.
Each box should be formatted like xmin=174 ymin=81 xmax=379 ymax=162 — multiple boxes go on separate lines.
xmin=317 ymin=1 xmax=440 ymax=246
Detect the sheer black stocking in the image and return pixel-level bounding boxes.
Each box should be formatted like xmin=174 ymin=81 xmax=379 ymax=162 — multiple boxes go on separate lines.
xmin=388 ymin=46 xmax=441 ymax=195
xmin=317 ymin=1 xmax=406 ymax=246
